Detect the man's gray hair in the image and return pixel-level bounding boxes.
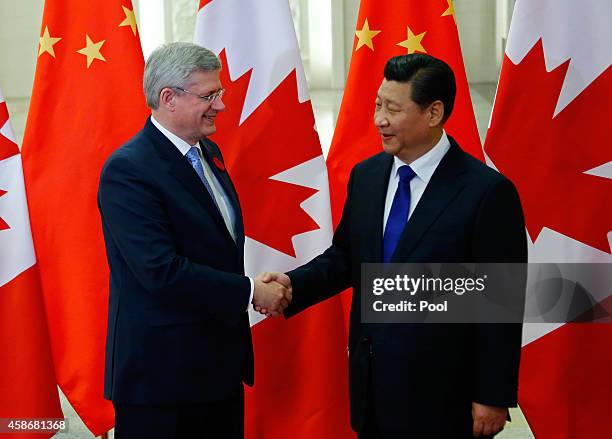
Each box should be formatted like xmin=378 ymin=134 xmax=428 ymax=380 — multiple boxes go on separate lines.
xmin=144 ymin=42 xmax=221 ymax=109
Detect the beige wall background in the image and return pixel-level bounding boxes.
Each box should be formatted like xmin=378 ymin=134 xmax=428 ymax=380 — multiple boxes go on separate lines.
xmin=0 ymin=0 xmax=44 ymax=98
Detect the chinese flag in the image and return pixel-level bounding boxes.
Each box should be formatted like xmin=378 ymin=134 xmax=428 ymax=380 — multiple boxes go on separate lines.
xmin=327 ymin=0 xmax=481 ymax=225
xmin=195 ymin=0 xmax=353 ymax=438
xmin=1 ymin=87 xmax=62 ymax=439
xmin=21 ymin=0 xmax=148 ymax=434
xmin=484 ymin=0 xmax=612 ymax=437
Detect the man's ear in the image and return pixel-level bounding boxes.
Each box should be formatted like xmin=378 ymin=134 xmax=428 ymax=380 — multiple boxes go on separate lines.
xmin=158 ymin=88 xmax=176 ymax=111
xmin=428 ymin=100 xmax=445 ymax=127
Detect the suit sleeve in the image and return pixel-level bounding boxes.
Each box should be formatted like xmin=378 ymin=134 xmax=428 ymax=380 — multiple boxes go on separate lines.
xmin=471 ymin=177 xmax=527 ymax=407
xmin=98 ymin=154 xmax=251 ymax=326
xmin=284 ymin=168 xmax=356 ymax=317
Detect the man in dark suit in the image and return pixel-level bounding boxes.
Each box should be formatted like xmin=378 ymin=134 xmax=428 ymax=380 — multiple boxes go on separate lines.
xmin=260 ymin=54 xmax=526 ymax=438
xmin=98 ymin=42 xmax=291 ymax=439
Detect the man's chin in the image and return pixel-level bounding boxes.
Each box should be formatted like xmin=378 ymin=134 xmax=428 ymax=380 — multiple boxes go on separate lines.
xmin=202 ymin=126 xmax=216 ymax=137
xmin=382 ymin=142 xmax=399 ymax=156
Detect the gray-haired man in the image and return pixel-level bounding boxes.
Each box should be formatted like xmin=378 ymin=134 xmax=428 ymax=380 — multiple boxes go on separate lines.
xmin=98 ymin=42 xmax=290 ymax=438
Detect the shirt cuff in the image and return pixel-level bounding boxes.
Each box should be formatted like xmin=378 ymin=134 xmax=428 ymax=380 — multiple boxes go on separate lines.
xmin=248 ymin=277 xmax=254 ymax=311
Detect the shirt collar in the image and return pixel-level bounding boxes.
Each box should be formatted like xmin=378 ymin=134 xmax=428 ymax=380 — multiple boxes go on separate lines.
xmin=392 ymin=131 xmax=451 ymax=184
xmin=151 ymin=115 xmax=200 ymax=157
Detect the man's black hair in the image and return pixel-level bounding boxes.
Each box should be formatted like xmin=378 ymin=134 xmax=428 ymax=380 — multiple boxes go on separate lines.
xmin=384 ymin=53 xmax=456 ymax=122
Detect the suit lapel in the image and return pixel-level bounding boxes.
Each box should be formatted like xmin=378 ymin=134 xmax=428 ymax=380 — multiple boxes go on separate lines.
xmin=391 ymin=142 xmax=467 ymax=261
xmin=143 ymin=119 xmax=235 ymax=243
xmin=365 ymin=154 xmax=394 ymax=261
xmin=200 ymin=138 xmax=246 ymax=248
xmin=200 ymin=139 xmax=241 ymax=214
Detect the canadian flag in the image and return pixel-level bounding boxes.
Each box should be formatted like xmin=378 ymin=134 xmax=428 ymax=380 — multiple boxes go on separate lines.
xmin=0 ymin=88 xmax=62 ymax=437
xmin=484 ymin=0 xmax=612 ymax=437
xmin=195 ymin=1 xmax=353 ymax=438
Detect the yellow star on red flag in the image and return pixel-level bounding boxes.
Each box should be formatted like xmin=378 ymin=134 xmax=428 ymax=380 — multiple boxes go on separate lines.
xmin=77 ymin=35 xmax=107 ymax=68
xmin=119 ymin=5 xmax=138 ymax=35
xmin=38 ymin=26 xmax=62 ymax=58
xmin=397 ymin=26 xmax=427 ymax=54
xmin=355 ymin=18 xmax=381 ymax=51
xmin=441 ymin=0 xmax=456 ymax=23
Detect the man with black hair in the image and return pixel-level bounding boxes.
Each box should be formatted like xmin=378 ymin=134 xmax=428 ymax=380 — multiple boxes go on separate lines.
xmin=261 ymin=53 xmax=526 ymax=438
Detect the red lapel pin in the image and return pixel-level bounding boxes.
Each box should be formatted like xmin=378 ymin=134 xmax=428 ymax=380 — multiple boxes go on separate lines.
xmin=212 ymin=157 xmax=226 ymax=172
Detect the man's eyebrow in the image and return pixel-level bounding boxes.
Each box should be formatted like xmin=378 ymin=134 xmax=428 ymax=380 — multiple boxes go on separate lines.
xmin=376 ymin=95 xmax=402 ymax=106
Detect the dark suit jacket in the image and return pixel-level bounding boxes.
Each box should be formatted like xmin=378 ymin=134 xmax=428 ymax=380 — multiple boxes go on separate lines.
xmin=98 ymin=118 xmax=253 ymax=406
xmin=286 ymin=137 xmax=526 ymax=438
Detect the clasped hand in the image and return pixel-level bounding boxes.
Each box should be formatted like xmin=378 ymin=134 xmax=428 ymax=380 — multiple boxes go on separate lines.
xmin=252 ymin=272 xmax=292 ymax=317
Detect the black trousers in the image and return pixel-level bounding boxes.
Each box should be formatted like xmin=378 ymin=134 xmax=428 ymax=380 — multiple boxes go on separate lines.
xmin=359 ymin=416 xmax=497 ymax=439
xmin=357 ymin=364 xmax=496 ymax=439
xmin=113 ymin=386 xmax=244 ymax=439
xmin=358 ymin=401 xmax=498 ymax=439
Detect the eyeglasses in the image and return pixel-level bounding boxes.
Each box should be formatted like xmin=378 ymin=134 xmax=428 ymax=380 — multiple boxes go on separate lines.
xmin=172 ymin=86 xmax=225 ymax=102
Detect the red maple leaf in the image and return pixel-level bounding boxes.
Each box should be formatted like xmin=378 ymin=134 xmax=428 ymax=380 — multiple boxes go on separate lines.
xmin=211 ymin=51 xmax=322 ymax=256
xmin=0 ymin=100 xmax=20 ymax=161
xmin=0 ymin=189 xmax=9 ymax=231
xmin=485 ymin=40 xmax=612 ymax=253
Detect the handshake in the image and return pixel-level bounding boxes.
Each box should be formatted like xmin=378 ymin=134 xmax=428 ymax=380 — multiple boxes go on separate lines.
xmin=252 ymin=272 xmax=292 ymax=317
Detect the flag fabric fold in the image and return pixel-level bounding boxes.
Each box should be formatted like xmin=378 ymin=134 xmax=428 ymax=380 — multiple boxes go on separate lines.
xmin=195 ymin=1 xmax=353 ymax=438
xmin=0 ymin=87 xmax=62 ymax=438
xmin=484 ymin=0 xmax=612 ymax=437
xmin=20 ymin=0 xmax=149 ymax=434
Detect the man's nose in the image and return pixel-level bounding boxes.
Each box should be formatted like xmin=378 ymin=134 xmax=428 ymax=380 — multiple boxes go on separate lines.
xmin=374 ymin=113 xmax=388 ymax=127
xmin=212 ymin=96 xmax=225 ymax=111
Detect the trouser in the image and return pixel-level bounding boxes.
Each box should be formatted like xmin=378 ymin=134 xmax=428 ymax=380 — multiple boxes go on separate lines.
xmin=113 ymin=386 xmax=244 ymax=439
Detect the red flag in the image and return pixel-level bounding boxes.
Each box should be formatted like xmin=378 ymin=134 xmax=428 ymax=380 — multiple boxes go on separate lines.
xmin=326 ymin=0 xmax=482 ymax=224
xmin=21 ymin=1 xmax=148 ymax=434
xmin=484 ymin=0 xmax=612 ymax=437
xmin=195 ymin=1 xmax=353 ymax=438
xmin=0 ymin=88 xmax=62 ymax=438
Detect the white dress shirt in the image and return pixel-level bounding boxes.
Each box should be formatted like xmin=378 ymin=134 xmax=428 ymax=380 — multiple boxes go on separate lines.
xmin=151 ymin=116 xmax=254 ymax=309
xmin=383 ymin=132 xmax=451 ymax=234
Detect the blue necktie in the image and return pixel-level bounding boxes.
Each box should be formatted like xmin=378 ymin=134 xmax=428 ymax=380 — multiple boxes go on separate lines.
xmin=185 ymin=146 xmax=219 ymax=211
xmin=383 ymin=165 xmax=416 ymax=263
